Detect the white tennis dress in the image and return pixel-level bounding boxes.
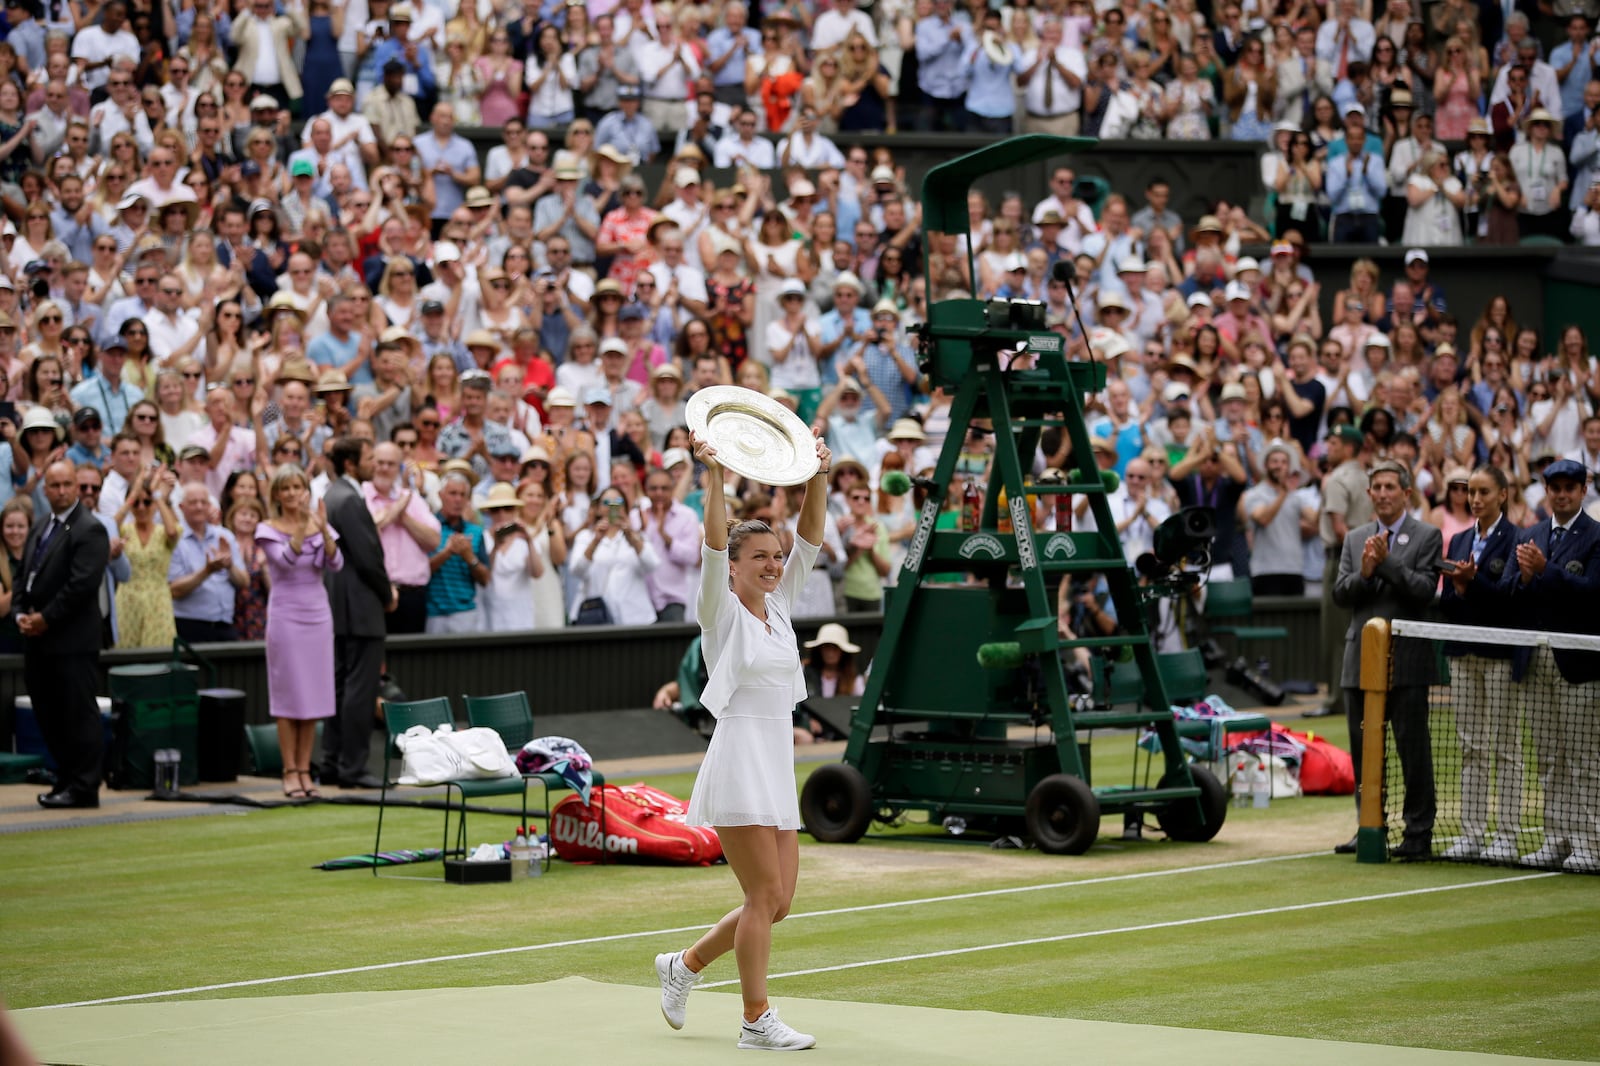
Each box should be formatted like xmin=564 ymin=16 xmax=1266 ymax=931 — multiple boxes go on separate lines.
xmin=686 ymin=535 xmax=822 ymax=829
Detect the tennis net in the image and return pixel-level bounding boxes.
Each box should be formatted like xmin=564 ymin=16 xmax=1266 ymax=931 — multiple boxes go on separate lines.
xmin=1367 ymin=619 xmax=1600 ymax=874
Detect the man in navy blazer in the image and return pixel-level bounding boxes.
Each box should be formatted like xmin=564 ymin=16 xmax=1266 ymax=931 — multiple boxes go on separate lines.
xmin=1438 ymin=466 xmax=1523 ymax=862
xmin=1501 ymin=459 xmax=1600 ymax=872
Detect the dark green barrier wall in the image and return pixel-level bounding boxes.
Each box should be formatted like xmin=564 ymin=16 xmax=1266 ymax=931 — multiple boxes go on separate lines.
xmin=1 ymin=597 xmax=1325 ymax=751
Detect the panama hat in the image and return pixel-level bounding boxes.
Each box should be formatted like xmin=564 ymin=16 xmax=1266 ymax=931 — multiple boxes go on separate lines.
xmin=804 ymin=622 xmax=860 ymax=654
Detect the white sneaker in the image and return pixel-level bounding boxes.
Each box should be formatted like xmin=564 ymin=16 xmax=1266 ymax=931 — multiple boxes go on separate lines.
xmin=1483 ymin=834 xmax=1519 ymax=863
xmin=1520 ymin=841 xmax=1571 ymax=869
xmin=655 ymin=951 xmax=700 ymax=1030
xmin=1561 ymin=848 xmax=1599 ymax=874
xmin=1441 ymin=838 xmax=1481 ymax=861
xmin=738 ymin=1008 xmax=816 ymax=1051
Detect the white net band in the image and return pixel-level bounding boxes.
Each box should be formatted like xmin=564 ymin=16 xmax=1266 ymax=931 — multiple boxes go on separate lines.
xmin=1389 ymin=619 xmax=1600 ymax=655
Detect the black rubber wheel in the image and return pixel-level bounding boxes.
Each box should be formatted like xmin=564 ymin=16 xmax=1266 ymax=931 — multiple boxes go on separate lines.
xmin=801 ymin=763 xmax=874 ymax=843
xmin=1023 ymin=774 xmax=1101 ymax=855
xmin=1155 ymin=766 xmax=1228 ymax=842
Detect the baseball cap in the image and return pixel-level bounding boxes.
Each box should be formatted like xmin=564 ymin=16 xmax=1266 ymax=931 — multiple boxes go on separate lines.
xmin=421 ymin=299 xmax=445 ymax=316
xmin=870 ymin=165 xmax=895 ymax=184
xmin=617 ymin=83 xmax=642 ymax=98
xmin=290 ymin=159 xmax=315 ymax=178
xmin=618 ymin=302 xmax=648 ymax=322
xmin=661 ymin=447 xmax=691 ymax=469
xmin=582 ymin=386 xmax=613 ymax=406
xmin=546 ymin=386 xmax=578 ymax=408
xmin=178 ymin=444 xmax=210 ymax=462
xmin=1404 ymin=249 xmax=1429 ymax=266
xmin=329 ymin=79 xmax=355 ymax=96
xmin=432 ymin=241 xmax=461 ymax=263
xmin=1162 ymin=382 xmax=1191 ymax=404
xmin=1219 ymin=383 xmax=1248 ymax=403
xmin=1331 ymin=424 xmax=1364 ymax=445
xmin=1225 ymin=281 xmax=1252 ymax=302
xmin=1186 ymin=291 xmax=1213 ymax=309
xmin=250 ymin=94 xmax=279 ymax=110
xmin=779 ymin=278 xmax=806 ymax=298
xmin=1343 ymin=102 xmax=1366 ymax=118
xmin=599 ymin=338 xmax=628 ymax=356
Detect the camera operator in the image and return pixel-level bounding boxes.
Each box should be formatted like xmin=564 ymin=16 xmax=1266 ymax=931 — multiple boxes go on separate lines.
xmin=1167 ymin=423 xmax=1247 ymax=581
xmin=842 ymin=300 xmax=922 ymax=425
xmin=1057 ymin=570 xmax=1119 ymax=694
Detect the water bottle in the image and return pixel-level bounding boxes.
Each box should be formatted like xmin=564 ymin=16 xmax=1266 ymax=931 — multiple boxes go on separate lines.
xmin=1231 ymin=758 xmax=1251 ymax=808
xmin=509 ymin=828 xmax=532 ymax=879
xmin=1251 ymin=758 xmax=1272 ymax=809
xmin=527 ymin=826 xmax=544 ymax=879
xmin=154 ymin=748 xmax=179 ymax=796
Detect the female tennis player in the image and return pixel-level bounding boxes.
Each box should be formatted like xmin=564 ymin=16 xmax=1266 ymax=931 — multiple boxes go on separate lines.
xmin=654 ymin=429 xmax=830 ymax=1052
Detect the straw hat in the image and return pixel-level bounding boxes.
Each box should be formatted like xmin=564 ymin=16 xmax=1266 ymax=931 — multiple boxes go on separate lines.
xmin=804 ymin=622 xmax=860 ymax=653
xmin=465 ymin=329 xmax=501 ymax=350
xmin=314 ymin=369 xmax=352 ymax=393
xmin=18 ymin=407 xmax=63 ymax=441
xmin=480 ymin=482 xmax=521 ymax=510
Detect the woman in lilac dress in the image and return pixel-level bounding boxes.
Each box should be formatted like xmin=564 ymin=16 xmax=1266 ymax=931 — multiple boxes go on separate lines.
xmin=259 ymin=465 xmax=342 ymax=800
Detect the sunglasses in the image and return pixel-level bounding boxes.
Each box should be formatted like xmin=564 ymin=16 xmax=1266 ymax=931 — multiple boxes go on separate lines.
xmin=37 ymin=315 xmax=61 ymax=324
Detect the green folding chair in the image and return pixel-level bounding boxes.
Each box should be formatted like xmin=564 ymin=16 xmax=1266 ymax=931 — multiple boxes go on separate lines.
xmin=1156 ymin=648 xmax=1210 ymax=705
xmin=1203 ymin=578 xmax=1290 ymax=652
xmin=372 ymin=697 xmax=529 ymax=877
xmin=463 ymin=691 xmax=607 ymax=869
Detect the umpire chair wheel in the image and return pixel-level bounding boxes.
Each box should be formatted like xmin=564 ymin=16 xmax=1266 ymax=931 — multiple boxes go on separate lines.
xmin=1155 ymin=766 xmax=1228 ymax=842
xmin=1024 ymin=774 xmax=1101 ymax=855
xmin=801 ymin=763 xmax=874 ymax=843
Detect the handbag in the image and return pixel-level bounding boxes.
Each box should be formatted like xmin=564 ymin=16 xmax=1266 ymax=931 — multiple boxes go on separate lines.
xmin=575 ymin=596 xmax=612 ymax=626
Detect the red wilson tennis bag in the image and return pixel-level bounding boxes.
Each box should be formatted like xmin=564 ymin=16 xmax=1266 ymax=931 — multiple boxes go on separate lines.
xmin=550 ymin=784 xmax=723 ymax=865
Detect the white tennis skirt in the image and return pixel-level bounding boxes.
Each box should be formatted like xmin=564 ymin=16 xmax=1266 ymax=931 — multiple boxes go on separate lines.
xmin=686 ymin=688 xmax=802 ymax=830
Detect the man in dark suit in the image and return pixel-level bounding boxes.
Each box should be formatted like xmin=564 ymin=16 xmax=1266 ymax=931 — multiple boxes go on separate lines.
xmin=1332 ymin=460 xmax=1442 ymax=859
xmin=17 ymin=461 xmax=111 ymax=809
xmin=320 ymin=436 xmax=395 ymax=790
xmin=1500 ymin=458 xmax=1600 ymax=873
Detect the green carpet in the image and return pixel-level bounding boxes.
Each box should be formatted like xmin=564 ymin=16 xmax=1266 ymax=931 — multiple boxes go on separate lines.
xmin=15 ymin=977 xmax=1564 ymax=1065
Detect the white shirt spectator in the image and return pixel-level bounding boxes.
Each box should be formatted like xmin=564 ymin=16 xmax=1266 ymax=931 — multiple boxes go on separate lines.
xmin=777 ymin=130 xmax=846 ymax=168
xmin=810 ymin=6 xmax=877 ymax=52
xmin=713 ymin=131 xmax=776 ymax=169
xmin=304 ymin=110 xmax=377 ymax=189
xmin=145 ymin=307 xmax=201 ymax=362
xmin=71 ymin=25 xmax=140 ymax=91
xmin=1021 ymin=42 xmax=1086 ymax=117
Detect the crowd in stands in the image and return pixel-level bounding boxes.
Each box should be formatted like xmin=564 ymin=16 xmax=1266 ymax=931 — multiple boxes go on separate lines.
xmin=0 ymin=0 xmax=1597 ymax=653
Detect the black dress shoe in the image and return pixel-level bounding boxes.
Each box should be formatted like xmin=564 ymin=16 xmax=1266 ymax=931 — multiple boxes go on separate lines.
xmin=1333 ymin=834 xmax=1360 ymax=854
xmin=339 ymin=773 xmax=386 ymax=790
xmin=1392 ymin=836 xmax=1433 ymax=861
xmin=38 ymin=790 xmax=99 ymax=809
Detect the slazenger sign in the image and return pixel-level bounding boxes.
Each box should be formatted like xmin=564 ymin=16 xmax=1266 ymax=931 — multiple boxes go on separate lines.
xmin=550 ymin=811 xmax=640 ymax=854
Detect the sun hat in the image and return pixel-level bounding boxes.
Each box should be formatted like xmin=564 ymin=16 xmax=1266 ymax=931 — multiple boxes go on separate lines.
xmin=804 ymin=622 xmax=861 ymax=653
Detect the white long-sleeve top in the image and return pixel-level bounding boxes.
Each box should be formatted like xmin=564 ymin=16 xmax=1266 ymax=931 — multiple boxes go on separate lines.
xmin=697 ymin=535 xmax=819 ymax=719
xmin=569 ymin=527 xmax=662 ymax=625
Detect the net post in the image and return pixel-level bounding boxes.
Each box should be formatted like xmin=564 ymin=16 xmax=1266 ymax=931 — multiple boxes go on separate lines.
xmin=1357 ymin=618 xmax=1391 ymax=863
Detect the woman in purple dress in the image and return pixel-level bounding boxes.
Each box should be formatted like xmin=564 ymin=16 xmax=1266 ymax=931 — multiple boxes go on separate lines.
xmin=259 ymin=465 xmax=342 ymax=800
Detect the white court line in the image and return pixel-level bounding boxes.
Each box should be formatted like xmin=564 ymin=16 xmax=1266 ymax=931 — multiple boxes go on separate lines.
xmin=28 ymin=851 xmax=1323 ymax=1011
xmin=699 ymin=872 xmax=1562 ymax=988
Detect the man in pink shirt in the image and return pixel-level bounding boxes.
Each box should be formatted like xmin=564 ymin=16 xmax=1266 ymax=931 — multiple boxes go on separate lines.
xmin=639 ymin=467 xmax=702 ymax=622
xmin=364 ymin=441 xmax=443 ymax=634
xmin=187 ymin=388 xmax=257 ymax=502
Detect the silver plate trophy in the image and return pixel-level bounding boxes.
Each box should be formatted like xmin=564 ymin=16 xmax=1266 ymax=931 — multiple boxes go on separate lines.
xmin=686 ymin=386 xmax=821 ymax=487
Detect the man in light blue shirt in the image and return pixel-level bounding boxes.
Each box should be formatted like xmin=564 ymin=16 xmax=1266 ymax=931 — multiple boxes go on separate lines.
xmin=814 ymin=272 xmax=873 ymax=389
xmin=594 ymin=85 xmax=660 ymax=163
xmin=1326 ymin=112 xmax=1386 ymax=242
xmin=68 ymin=338 xmax=144 ymax=434
xmin=413 ymin=103 xmax=480 ymax=230
xmin=962 ymin=14 xmax=1020 ymax=134
xmin=166 ymin=482 xmax=247 ymax=643
xmin=704 ymin=1 xmax=760 ymax=106
xmin=915 ymin=0 xmax=971 ymax=131
xmin=1549 ymin=15 xmax=1598 ymax=119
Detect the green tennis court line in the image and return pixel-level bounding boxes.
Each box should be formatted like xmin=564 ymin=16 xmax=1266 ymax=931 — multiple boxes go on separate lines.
xmin=14 ymin=977 xmax=1566 ymax=1066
